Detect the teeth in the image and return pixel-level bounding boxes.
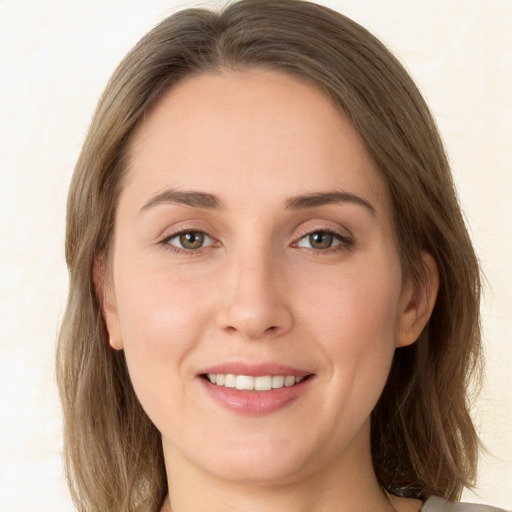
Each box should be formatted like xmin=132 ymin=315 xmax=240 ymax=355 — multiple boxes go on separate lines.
xmin=224 ymin=374 xmax=236 ymax=388
xmin=254 ymin=376 xmax=272 ymax=391
xmin=235 ymin=375 xmax=254 ymax=390
xmin=271 ymin=375 xmax=285 ymax=388
xmin=285 ymin=375 xmax=295 ymax=387
xmin=206 ymin=373 xmax=306 ymax=390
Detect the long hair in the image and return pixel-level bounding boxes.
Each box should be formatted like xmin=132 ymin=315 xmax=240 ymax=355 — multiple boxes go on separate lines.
xmin=56 ymin=1 xmax=482 ymax=510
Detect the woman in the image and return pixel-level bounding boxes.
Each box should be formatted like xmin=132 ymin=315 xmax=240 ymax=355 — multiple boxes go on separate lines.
xmin=56 ymin=1 xmax=505 ymax=511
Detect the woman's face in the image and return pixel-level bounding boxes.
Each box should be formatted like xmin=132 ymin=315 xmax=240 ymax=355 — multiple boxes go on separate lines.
xmin=103 ymin=69 xmax=426 ymax=485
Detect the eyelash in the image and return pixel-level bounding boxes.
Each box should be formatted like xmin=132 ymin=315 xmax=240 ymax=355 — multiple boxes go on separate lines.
xmin=159 ymin=227 xmax=353 ymax=255
xmin=159 ymin=229 xmax=217 ymax=256
xmin=293 ymin=228 xmax=354 ymax=254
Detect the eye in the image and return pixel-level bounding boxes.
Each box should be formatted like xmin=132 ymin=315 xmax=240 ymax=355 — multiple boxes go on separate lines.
xmin=163 ymin=231 xmax=216 ymax=251
xmin=296 ymin=230 xmax=349 ymax=250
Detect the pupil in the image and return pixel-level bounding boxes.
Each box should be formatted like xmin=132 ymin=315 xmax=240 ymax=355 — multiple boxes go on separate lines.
xmin=310 ymin=232 xmax=333 ymax=249
xmin=180 ymin=232 xmax=204 ymax=249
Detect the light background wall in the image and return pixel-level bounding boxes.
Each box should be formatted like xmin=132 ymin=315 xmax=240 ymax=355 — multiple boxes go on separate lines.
xmin=0 ymin=1 xmax=510 ymax=510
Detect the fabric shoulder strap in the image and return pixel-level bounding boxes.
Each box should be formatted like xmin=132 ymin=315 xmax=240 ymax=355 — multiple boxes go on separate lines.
xmin=422 ymin=495 xmax=508 ymax=512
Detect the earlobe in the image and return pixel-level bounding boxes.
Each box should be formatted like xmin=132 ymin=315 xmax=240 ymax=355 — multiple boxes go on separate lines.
xmin=396 ymin=252 xmax=439 ymax=348
xmin=93 ymin=255 xmax=124 ymax=351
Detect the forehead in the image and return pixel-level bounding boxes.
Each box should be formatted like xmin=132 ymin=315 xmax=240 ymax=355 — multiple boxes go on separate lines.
xmin=122 ymin=68 xmax=388 ymax=213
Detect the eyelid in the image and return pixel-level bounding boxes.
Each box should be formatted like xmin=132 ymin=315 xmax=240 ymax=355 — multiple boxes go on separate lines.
xmin=156 ymin=222 xmax=353 ymax=254
xmin=293 ymin=221 xmax=353 ymax=240
xmin=159 ymin=227 xmax=219 ymax=253
xmin=292 ymin=226 xmax=354 ymax=252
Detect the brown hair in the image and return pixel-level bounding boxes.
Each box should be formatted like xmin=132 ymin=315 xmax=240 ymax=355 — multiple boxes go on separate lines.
xmin=56 ymin=1 xmax=482 ymax=510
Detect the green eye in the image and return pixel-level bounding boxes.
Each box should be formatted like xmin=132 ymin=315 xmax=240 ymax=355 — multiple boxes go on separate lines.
xmin=165 ymin=231 xmax=215 ymax=250
xmin=297 ymin=230 xmax=346 ymax=250
xmin=179 ymin=232 xmax=205 ymax=249
xmin=308 ymin=232 xmax=335 ymax=249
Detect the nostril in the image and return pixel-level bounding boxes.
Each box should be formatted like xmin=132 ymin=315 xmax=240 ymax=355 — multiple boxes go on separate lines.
xmin=217 ymin=297 xmax=293 ymax=339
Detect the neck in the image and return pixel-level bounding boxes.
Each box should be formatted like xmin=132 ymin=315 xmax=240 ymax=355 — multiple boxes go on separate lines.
xmin=161 ymin=423 xmax=394 ymax=512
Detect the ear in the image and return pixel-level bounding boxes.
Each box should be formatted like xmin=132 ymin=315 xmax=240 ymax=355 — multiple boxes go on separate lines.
xmin=396 ymin=252 xmax=439 ymax=348
xmin=93 ymin=255 xmax=124 ymax=351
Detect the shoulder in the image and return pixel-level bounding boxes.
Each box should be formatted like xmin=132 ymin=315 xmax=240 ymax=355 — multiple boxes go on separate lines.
xmin=422 ymin=495 xmax=509 ymax=512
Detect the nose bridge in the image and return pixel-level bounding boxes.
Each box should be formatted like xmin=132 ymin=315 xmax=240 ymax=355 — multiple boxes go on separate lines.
xmin=218 ymin=241 xmax=292 ymax=339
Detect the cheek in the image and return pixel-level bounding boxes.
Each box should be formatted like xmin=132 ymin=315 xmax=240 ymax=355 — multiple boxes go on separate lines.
xmin=305 ymin=261 xmax=401 ymax=340
xmin=115 ymin=253 xmax=209 ymax=348
xmin=118 ymin=282 xmax=195 ymax=354
xmin=302 ymin=261 xmax=402 ymax=399
xmin=112 ymin=260 xmax=210 ymax=420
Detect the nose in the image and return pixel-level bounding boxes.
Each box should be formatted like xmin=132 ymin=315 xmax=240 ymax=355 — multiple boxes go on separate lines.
xmin=216 ymin=247 xmax=293 ymax=340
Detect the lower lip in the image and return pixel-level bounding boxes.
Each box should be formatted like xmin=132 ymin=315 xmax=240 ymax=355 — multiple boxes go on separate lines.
xmin=200 ymin=377 xmax=313 ymax=415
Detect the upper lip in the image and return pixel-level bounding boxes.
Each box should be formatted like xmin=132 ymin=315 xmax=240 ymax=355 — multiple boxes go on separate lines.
xmin=199 ymin=362 xmax=312 ymax=378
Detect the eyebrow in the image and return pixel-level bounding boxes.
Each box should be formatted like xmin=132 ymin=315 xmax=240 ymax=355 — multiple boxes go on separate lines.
xmin=285 ymin=190 xmax=376 ymax=215
xmin=140 ymin=189 xmax=222 ymax=213
xmin=139 ymin=188 xmax=376 ymax=215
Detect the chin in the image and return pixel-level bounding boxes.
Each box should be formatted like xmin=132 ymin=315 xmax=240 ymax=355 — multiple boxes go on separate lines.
xmin=202 ymin=449 xmax=314 ymax=485
xmin=171 ymin=421 xmax=354 ymax=487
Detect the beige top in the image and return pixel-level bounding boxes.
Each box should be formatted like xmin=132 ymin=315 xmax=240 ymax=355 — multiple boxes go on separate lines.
xmin=422 ymin=496 xmax=508 ymax=512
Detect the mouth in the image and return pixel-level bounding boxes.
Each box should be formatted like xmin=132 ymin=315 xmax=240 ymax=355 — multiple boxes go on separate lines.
xmin=198 ymin=363 xmax=315 ymax=414
xmin=199 ymin=366 xmax=315 ymax=415
xmin=202 ymin=373 xmax=312 ymax=391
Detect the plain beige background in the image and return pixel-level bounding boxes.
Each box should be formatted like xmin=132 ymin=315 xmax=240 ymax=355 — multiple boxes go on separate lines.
xmin=0 ymin=1 xmax=510 ymax=510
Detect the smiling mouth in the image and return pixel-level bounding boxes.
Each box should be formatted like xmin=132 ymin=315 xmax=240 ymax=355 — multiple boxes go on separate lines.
xmin=203 ymin=373 xmax=312 ymax=391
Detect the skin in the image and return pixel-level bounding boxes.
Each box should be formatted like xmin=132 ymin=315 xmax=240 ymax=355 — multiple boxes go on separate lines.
xmin=101 ymin=69 xmax=438 ymax=512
